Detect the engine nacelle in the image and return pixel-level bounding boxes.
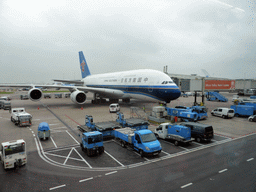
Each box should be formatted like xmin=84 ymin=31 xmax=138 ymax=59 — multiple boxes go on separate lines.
xmin=28 ymin=88 xmax=43 ymax=101
xmin=71 ymin=91 xmax=86 ymax=104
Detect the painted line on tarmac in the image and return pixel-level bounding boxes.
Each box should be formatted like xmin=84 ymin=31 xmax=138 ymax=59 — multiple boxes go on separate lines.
xmin=51 ymin=130 xmax=67 ymax=133
xmin=73 ymin=147 xmax=92 ymax=168
xmin=219 ymin=169 xmax=228 ymax=173
xmin=161 ymin=150 xmax=171 ymax=156
xmin=104 ymin=150 xmax=125 ymax=167
xmin=247 ymin=158 xmax=254 ymax=162
xmin=44 ymin=144 xmax=79 ymax=153
xmin=181 ymin=183 xmax=193 ymax=188
xmin=63 ymin=148 xmax=73 ymax=165
xmin=49 ymin=184 xmax=66 ymax=191
xmin=50 ymin=136 xmax=58 ymax=148
xmin=34 ymin=128 xmax=256 ymax=172
xmin=105 ymin=171 xmax=117 ymax=175
xmin=79 ymin=177 xmax=93 ymax=183
xmin=65 ymin=114 xmax=81 ymax=125
xmin=51 ymin=127 xmax=67 ymax=130
xmin=66 ymin=130 xmax=80 ymax=145
xmin=45 ymin=152 xmax=85 ymax=162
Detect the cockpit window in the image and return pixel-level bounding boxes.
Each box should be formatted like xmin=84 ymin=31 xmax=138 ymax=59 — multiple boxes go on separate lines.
xmin=162 ymin=81 xmax=173 ymax=84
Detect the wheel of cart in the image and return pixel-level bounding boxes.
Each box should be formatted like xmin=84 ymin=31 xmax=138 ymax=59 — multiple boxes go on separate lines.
xmin=174 ymin=140 xmax=179 ymax=146
xmin=121 ymin=141 xmax=126 ymax=148
xmin=139 ymin=150 xmax=144 ymax=157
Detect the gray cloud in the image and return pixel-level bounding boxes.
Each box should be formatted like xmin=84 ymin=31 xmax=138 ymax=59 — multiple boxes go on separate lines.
xmin=0 ymin=0 xmax=255 ymax=83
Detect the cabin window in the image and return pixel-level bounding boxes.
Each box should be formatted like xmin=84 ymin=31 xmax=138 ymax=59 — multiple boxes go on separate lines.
xmin=138 ymin=77 xmax=142 ymax=82
xmin=133 ymin=78 xmax=136 ymax=82
xmin=125 ymin=78 xmax=127 ymax=83
xmin=121 ymin=78 xmax=124 ymax=83
xmin=129 ymin=78 xmax=132 ymax=82
xmin=144 ymin=78 xmax=148 ymax=82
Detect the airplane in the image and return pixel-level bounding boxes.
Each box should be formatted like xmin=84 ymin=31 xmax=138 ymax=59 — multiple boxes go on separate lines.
xmin=0 ymin=51 xmax=181 ymax=105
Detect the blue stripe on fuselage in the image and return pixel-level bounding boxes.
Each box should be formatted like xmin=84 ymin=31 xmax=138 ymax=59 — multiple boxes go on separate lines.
xmin=86 ymin=84 xmax=181 ymax=102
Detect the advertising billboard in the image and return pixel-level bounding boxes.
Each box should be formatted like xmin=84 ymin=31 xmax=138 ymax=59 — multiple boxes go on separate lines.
xmin=205 ymin=80 xmax=235 ymax=90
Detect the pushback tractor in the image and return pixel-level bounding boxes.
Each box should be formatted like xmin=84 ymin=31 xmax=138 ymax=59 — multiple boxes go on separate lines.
xmin=80 ymin=131 xmax=104 ymax=157
xmin=0 ymin=139 xmax=27 ymax=170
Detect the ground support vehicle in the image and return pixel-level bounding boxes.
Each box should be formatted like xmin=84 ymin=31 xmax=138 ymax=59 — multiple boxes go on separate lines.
xmin=77 ymin=115 xmax=121 ymax=139
xmin=248 ymin=115 xmax=256 ymax=122
xmin=38 ymin=122 xmax=51 ymax=140
xmin=0 ymin=139 xmax=27 ymax=170
xmin=238 ymin=102 xmax=256 ymax=111
xmin=20 ymin=94 xmax=29 ymax=100
xmin=190 ymin=106 xmax=208 ymax=120
xmin=44 ymin=93 xmax=51 ymax=98
xmin=11 ymin=108 xmax=32 ymax=127
xmin=230 ymin=105 xmax=254 ymax=116
xmin=114 ymin=128 xmax=162 ymax=157
xmin=64 ymin=93 xmax=71 ymax=98
xmin=0 ymin=100 xmax=11 ymax=110
xmin=116 ymin=112 xmax=148 ymax=130
xmin=109 ymin=103 xmax=120 ymax=113
xmin=166 ymin=107 xmax=198 ymax=122
xmin=148 ymin=106 xmax=167 ymax=123
xmin=154 ymin=123 xmax=193 ymax=146
xmin=206 ymin=92 xmax=228 ymax=102
xmin=80 ymin=131 xmax=104 ymax=157
xmin=211 ymin=108 xmax=235 ymax=119
xmin=54 ymin=93 xmax=62 ymax=98
xmin=0 ymin=96 xmax=11 ymax=101
xmin=238 ymin=89 xmax=256 ymax=96
xmin=180 ymin=122 xmax=214 ymax=143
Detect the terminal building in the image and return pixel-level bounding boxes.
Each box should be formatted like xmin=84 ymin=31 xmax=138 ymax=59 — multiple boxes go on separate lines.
xmin=167 ymin=72 xmax=256 ymax=94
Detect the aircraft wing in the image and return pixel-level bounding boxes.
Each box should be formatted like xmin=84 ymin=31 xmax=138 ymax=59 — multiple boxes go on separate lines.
xmin=52 ymin=79 xmax=84 ymax=85
xmin=76 ymin=86 xmax=125 ymax=98
xmin=0 ymin=84 xmax=125 ymax=98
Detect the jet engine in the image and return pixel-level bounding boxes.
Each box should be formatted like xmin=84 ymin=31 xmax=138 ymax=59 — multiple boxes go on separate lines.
xmin=28 ymin=88 xmax=43 ymax=101
xmin=71 ymin=90 xmax=86 ymax=104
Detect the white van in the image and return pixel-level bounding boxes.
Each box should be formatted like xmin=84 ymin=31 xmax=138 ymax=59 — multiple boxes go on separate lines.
xmin=109 ymin=103 xmax=120 ymax=113
xmin=211 ymin=108 xmax=235 ymax=119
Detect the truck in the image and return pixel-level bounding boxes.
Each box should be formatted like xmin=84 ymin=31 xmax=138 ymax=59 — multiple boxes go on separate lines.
xmin=180 ymin=122 xmax=214 ymax=143
xmin=114 ymin=128 xmax=162 ymax=157
xmin=116 ymin=112 xmax=149 ymax=130
xmin=0 ymin=100 xmax=11 ymax=110
xmin=0 ymin=139 xmax=27 ymax=170
xmin=230 ymin=105 xmax=254 ymax=116
xmin=10 ymin=108 xmax=32 ymax=127
xmin=166 ymin=106 xmax=208 ymax=121
xmin=80 ymin=131 xmax=104 ymax=156
xmin=166 ymin=107 xmax=198 ymax=122
xmin=77 ymin=115 xmax=121 ymax=138
xmin=154 ymin=123 xmax=193 ymax=146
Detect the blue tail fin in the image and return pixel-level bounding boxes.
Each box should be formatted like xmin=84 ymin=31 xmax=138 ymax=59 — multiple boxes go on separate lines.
xmin=79 ymin=51 xmax=91 ymax=78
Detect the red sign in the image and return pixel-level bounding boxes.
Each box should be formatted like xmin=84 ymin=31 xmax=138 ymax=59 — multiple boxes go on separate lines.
xmin=205 ymin=80 xmax=235 ymax=90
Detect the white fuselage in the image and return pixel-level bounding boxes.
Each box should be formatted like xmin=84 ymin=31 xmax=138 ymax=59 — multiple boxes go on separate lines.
xmin=81 ymin=69 xmax=181 ymax=103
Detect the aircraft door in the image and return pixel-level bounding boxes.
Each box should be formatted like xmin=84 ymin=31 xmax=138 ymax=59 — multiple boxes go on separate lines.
xmin=147 ymin=79 xmax=153 ymax=93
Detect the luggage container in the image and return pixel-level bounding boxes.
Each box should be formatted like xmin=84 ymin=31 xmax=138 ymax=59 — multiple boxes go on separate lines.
xmin=38 ymin=122 xmax=50 ymax=140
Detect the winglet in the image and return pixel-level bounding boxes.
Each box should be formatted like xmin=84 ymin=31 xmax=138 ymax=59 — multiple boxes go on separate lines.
xmin=79 ymin=51 xmax=91 ymax=78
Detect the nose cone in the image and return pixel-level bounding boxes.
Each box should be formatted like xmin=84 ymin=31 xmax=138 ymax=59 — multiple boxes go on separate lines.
xmin=169 ymin=88 xmax=181 ymax=100
xmin=160 ymin=88 xmax=181 ymax=103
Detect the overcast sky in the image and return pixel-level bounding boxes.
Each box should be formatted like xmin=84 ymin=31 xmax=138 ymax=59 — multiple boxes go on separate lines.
xmin=0 ymin=0 xmax=255 ymax=83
